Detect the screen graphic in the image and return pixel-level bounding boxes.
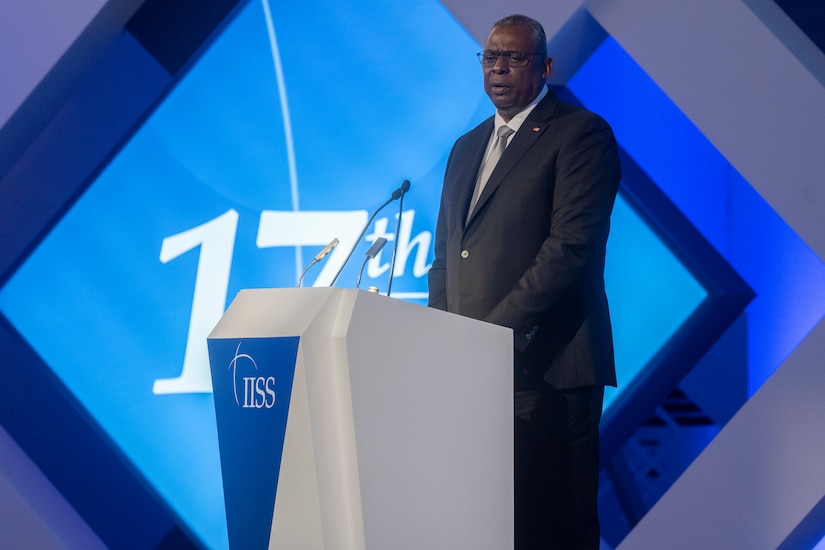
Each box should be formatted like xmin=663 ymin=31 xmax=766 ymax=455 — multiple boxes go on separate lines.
xmin=0 ymin=1 xmax=707 ymax=547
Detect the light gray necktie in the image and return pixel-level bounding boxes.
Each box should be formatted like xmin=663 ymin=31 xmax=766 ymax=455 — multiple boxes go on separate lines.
xmin=468 ymin=125 xmax=514 ymax=218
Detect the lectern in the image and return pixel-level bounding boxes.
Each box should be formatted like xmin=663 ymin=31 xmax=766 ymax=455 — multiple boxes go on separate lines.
xmin=207 ymin=287 xmax=513 ymax=549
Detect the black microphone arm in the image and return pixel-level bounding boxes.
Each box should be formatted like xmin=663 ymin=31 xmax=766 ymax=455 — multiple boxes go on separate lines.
xmin=386 ymin=180 xmax=410 ymax=296
xmin=297 ymin=237 xmax=339 ymax=287
xmin=329 ymin=180 xmax=411 ymax=286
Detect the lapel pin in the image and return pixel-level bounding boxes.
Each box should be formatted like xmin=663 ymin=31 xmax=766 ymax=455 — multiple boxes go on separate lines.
xmin=533 ymin=127 xmax=540 ymax=132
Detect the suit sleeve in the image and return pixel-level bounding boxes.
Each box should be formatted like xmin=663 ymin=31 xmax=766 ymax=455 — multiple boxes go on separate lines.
xmin=427 ymin=191 xmax=447 ymax=310
xmin=427 ymin=144 xmax=456 ymax=311
xmin=484 ymin=114 xmax=620 ymax=350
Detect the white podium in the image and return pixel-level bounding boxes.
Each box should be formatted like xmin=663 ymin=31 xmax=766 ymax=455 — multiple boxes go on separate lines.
xmin=207 ymin=288 xmax=513 ymax=550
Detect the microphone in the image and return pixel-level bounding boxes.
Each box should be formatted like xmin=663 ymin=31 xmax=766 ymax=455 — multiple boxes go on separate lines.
xmin=330 ymin=180 xmax=411 ymax=286
xmin=390 ymin=179 xmax=410 ymax=200
xmin=387 ymin=180 xmax=410 ymax=296
xmin=356 ymin=237 xmax=388 ymax=289
xmin=297 ymin=238 xmax=339 ymax=287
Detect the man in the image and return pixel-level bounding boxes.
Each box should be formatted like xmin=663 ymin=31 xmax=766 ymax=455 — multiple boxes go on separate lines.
xmin=427 ymin=14 xmax=621 ymax=550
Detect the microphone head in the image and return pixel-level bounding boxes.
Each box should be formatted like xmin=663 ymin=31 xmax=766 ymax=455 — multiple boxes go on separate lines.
xmin=391 ymin=180 xmax=411 ymax=200
xmin=364 ymin=236 xmax=388 ymax=259
xmin=314 ymin=237 xmax=339 ymax=261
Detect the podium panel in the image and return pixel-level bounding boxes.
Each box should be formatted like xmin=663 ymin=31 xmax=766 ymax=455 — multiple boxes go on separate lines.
xmin=208 ymin=288 xmax=514 ymax=549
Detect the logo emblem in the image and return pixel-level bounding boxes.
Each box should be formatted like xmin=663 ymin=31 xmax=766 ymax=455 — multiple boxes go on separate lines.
xmin=228 ymin=342 xmax=276 ymax=408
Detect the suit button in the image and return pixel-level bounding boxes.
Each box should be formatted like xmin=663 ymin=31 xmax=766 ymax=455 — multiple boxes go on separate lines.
xmin=460 ymin=250 xmax=470 ymax=258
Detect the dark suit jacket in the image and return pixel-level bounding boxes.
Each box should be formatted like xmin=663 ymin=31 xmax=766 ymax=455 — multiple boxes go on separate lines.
xmin=428 ymin=89 xmax=620 ymax=391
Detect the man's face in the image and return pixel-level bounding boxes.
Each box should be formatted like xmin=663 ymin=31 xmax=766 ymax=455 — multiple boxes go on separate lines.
xmin=482 ymin=24 xmax=552 ymax=121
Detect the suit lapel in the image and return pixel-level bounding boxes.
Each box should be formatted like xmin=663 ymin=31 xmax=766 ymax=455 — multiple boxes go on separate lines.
xmin=466 ymin=91 xmax=559 ymax=227
xmin=459 ymin=119 xmax=494 ymax=227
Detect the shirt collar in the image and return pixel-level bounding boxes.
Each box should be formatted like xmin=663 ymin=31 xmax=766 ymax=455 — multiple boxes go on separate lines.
xmin=494 ymin=85 xmax=548 ymax=134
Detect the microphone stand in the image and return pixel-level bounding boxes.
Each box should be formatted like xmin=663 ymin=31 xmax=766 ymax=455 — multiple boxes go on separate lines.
xmin=330 ymin=181 xmax=410 ymax=286
xmin=386 ymin=191 xmax=406 ymax=296
xmin=297 ymin=238 xmax=338 ymax=287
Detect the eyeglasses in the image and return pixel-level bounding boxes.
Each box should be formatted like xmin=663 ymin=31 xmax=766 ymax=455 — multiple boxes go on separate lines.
xmin=477 ymin=50 xmax=541 ymax=68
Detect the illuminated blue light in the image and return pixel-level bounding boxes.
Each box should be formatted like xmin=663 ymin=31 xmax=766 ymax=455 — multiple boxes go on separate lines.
xmin=569 ymin=36 xmax=825 ymax=397
xmin=603 ymin=196 xmax=706 ymax=411
xmin=565 ymin=37 xmax=709 ymax=411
